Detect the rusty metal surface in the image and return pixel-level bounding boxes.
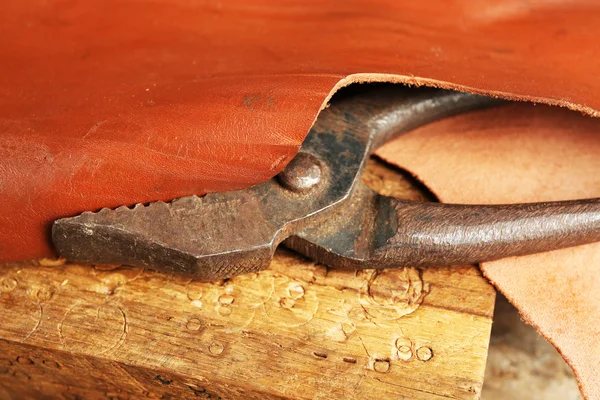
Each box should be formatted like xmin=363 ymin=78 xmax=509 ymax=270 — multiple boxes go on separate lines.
xmin=277 ymin=152 xmax=323 ymax=192
xmin=52 ymin=86 xmax=600 ymax=281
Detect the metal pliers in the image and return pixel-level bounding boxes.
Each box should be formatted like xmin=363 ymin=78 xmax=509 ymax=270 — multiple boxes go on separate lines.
xmin=52 ymin=87 xmax=600 ymax=281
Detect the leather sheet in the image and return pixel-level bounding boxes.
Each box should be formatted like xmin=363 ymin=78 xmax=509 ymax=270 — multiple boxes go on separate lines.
xmin=376 ymin=104 xmax=600 ymax=400
xmin=4 ymin=0 xmax=600 ymax=261
xmin=1 ymin=1 xmax=600 ymax=398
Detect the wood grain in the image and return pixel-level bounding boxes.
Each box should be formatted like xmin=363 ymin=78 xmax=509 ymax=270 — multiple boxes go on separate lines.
xmin=0 ymin=159 xmax=496 ymax=399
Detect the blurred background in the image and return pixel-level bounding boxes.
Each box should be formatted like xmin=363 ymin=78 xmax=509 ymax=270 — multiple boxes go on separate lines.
xmin=484 ymin=295 xmax=581 ymax=400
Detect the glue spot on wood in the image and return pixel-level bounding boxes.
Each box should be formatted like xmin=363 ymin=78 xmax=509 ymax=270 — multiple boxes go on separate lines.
xmin=186 ymin=318 xmax=204 ymax=331
xmin=187 ymin=286 xmax=203 ymax=301
xmin=416 ymin=346 xmax=433 ymax=361
xmin=287 ymin=283 xmax=305 ymax=300
xmin=279 ymin=297 xmax=295 ymax=309
xmin=208 ymin=342 xmax=224 ymax=355
xmin=0 ymin=278 xmax=17 ymax=293
xmin=397 ymin=348 xmax=412 ymax=362
xmin=395 ymin=337 xmax=413 ymax=361
xmin=264 ymin=275 xmax=318 ymax=327
xmin=218 ymin=294 xmax=234 ymax=305
xmin=395 ymin=337 xmax=412 ymax=349
xmin=30 ymin=286 xmax=54 ymax=302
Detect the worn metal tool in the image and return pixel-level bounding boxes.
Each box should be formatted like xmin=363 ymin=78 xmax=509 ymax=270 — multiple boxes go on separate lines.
xmin=52 ymin=87 xmax=600 ymax=281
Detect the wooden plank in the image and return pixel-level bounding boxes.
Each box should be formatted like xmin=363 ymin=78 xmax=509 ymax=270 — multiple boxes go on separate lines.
xmin=0 ymin=159 xmax=496 ymax=399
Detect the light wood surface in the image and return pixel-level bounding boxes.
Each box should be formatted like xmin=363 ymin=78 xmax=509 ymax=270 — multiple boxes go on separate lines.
xmin=0 ymin=159 xmax=496 ymax=399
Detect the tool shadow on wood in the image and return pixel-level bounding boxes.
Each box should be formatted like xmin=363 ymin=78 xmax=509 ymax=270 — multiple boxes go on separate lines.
xmin=0 ymin=159 xmax=496 ymax=400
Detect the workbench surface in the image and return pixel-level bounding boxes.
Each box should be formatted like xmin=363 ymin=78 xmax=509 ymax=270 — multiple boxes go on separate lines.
xmin=0 ymin=160 xmax=496 ymax=399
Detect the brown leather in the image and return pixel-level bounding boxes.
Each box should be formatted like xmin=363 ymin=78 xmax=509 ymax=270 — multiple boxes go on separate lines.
xmin=377 ymin=104 xmax=600 ymax=400
xmin=3 ymin=0 xmax=600 ymax=261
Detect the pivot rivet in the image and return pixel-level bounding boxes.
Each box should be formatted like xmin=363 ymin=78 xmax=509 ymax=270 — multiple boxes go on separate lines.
xmin=278 ymin=152 xmax=322 ymax=192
